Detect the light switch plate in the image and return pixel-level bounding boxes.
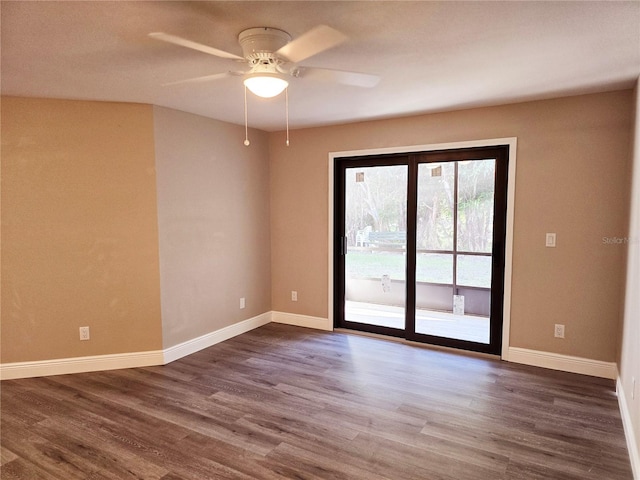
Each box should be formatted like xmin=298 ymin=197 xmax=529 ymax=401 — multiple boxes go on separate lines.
xmin=546 ymin=233 xmax=556 ymax=247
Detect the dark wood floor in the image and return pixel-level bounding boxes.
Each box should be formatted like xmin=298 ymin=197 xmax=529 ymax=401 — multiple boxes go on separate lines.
xmin=1 ymin=323 xmax=633 ymax=479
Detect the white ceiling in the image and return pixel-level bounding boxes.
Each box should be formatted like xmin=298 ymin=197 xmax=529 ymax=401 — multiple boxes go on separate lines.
xmin=2 ymin=1 xmax=639 ymax=132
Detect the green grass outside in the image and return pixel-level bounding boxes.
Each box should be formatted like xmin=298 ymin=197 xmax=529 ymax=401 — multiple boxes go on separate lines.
xmin=345 ymin=251 xmax=491 ymax=287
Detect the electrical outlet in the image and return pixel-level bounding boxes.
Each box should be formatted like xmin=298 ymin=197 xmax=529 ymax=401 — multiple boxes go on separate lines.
xmin=79 ymin=326 xmax=90 ymax=341
xmin=291 ymin=290 xmax=298 ymax=302
xmin=240 ymin=297 xmax=245 ymax=309
xmin=554 ymin=324 xmax=565 ymax=338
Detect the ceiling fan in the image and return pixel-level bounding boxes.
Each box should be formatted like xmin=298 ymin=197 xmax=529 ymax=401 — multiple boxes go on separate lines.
xmin=148 ymin=25 xmax=380 ymax=98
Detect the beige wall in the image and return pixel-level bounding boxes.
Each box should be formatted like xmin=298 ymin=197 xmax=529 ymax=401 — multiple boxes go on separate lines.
xmin=619 ymin=81 xmax=640 ymax=470
xmin=1 ymin=99 xmax=271 ymax=364
xmin=270 ymin=90 xmax=633 ymax=362
xmin=1 ymin=97 xmax=163 ymax=362
xmin=153 ymin=107 xmax=271 ymax=349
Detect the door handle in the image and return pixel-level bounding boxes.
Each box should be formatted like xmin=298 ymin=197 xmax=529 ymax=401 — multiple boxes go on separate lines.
xmin=340 ymin=236 xmax=348 ymax=255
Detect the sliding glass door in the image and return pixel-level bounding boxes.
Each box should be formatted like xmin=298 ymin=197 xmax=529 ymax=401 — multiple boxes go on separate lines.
xmin=334 ymin=146 xmax=509 ymax=355
xmin=343 ymin=162 xmax=408 ymax=333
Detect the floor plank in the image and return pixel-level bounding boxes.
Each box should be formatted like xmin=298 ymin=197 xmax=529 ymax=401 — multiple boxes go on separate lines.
xmin=1 ymin=323 xmax=633 ymax=479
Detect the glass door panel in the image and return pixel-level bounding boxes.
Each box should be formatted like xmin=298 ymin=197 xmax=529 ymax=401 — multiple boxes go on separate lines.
xmin=457 ymin=254 xmax=492 ymax=288
xmin=344 ymin=165 xmax=407 ymax=331
xmin=414 ymin=159 xmax=496 ymax=345
xmin=416 ymin=253 xmax=453 ymax=284
xmin=457 ymin=159 xmax=495 ymax=253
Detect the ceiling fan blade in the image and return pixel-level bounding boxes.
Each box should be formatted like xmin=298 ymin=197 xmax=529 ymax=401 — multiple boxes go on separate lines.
xmin=299 ymin=67 xmax=380 ymax=88
xmin=149 ymin=32 xmax=244 ymax=60
xmin=276 ymin=25 xmax=347 ymax=64
xmin=161 ymin=71 xmax=239 ymax=87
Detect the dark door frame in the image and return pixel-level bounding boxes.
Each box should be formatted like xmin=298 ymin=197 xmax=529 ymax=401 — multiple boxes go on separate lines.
xmin=329 ymin=138 xmax=517 ymax=358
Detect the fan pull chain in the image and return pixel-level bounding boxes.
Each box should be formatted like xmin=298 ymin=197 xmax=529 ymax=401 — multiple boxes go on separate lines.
xmin=243 ymin=85 xmax=250 ymax=146
xmin=285 ymin=87 xmax=290 ymax=147
xmin=244 ymin=85 xmax=289 ymax=147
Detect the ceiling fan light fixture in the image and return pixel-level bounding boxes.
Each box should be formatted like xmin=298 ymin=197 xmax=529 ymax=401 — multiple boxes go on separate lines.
xmin=244 ymin=73 xmax=288 ymax=98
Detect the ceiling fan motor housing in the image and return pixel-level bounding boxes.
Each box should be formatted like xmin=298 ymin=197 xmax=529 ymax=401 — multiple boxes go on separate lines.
xmin=238 ymin=27 xmax=291 ymax=62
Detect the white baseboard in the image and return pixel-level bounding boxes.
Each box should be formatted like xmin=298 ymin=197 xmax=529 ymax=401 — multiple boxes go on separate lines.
xmin=162 ymin=312 xmax=272 ymax=364
xmin=618 ymin=378 xmax=640 ymax=479
xmin=271 ymin=311 xmax=332 ymax=331
xmin=507 ymin=347 xmax=617 ymax=379
xmin=0 ymin=350 xmax=164 ymax=380
xmin=1 ymin=312 xmax=272 ymax=380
